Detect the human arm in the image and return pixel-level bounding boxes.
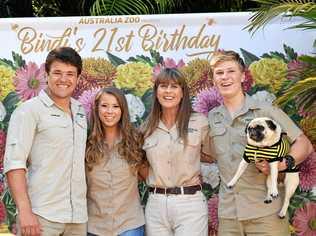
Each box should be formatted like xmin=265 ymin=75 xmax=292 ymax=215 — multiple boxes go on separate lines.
xmin=3 ymin=105 xmax=40 ymax=235
xmin=6 ymin=169 xmax=41 ymax=236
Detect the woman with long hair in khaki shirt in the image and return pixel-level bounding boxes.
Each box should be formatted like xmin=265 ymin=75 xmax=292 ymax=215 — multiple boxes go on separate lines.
xmin=85 ymin=87 xmax=145 ymax=236
xmin=142 ymin=68 xmax=210 ymax=236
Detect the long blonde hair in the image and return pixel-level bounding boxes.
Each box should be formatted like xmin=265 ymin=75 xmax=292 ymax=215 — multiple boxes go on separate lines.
xmin=85 ymin=87 xmax=145 ymax=171
xmin=143 ymin=68 xmax=192 ymax=142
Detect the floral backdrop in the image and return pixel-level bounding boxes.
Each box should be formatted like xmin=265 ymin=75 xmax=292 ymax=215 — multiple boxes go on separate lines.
xmin=0 ymin=46 xmax=315 ymax=235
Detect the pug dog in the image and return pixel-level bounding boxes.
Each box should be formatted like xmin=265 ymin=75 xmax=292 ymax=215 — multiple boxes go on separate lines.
xmin=227 ymin=117 xmax=299 ymax=218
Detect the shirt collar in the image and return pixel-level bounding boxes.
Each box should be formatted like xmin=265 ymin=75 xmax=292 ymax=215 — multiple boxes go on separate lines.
xmin=38 ymin=89 xmax=82 ymax=112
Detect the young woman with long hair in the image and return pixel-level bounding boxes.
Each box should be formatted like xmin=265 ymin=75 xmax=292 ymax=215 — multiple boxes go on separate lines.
xmin=86 ymin=87 xmax=145 ymax=236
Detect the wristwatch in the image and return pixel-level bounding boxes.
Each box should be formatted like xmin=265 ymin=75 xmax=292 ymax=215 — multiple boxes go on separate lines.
xmin=284 ymin=155 xmax=296 ymax=171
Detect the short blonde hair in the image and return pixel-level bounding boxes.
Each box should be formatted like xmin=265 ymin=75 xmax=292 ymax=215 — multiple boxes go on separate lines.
xmin=210 ymin=50 xmax=245 ymax=71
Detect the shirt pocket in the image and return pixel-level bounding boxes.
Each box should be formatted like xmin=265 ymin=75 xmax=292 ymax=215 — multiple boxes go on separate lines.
xmin=143 ymin=136 xmax=158 ymax=163
xmin=209 ymin=125 xmax=227 ymax=155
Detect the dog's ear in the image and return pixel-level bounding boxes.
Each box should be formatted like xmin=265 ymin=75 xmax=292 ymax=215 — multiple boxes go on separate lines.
xmin=245 ymin=122 xmax=250 ymax=134
xmin=265 ymin=119 xmax=277 ymax=131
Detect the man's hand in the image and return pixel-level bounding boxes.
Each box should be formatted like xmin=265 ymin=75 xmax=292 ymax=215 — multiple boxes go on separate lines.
xmin=18 ymin=210 xmax=41 ymax=236
xmin=255 ymin=160 xmax=270 ymax=175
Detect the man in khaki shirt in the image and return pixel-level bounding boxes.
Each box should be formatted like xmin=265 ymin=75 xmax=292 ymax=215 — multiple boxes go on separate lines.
xmin=208 ymin=50 xmax=313 ymax=236
xmin=4 ymin=47 xmax=88 ymax=236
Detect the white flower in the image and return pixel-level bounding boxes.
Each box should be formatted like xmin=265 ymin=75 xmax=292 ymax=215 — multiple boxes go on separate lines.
xmin=251 ymin=90 xmax=276 ymax=104
xmin=125 ymin=94 xmax=145 ymax=123
xmin=200 ymin=162 xmax=220 ymax=188
xmin=0 ymin=102 xmax=6 ymax=121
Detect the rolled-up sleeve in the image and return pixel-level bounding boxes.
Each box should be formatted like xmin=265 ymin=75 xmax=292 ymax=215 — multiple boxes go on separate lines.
xmin=4 ymin=105 xmax=37 ymax=174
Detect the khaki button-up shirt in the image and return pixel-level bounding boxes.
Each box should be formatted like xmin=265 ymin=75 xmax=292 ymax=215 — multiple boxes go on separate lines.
xmin=143 ymin=113 xmax=210 ymax=188
xmin=208 ymin=95 xmax=302 ymax=220
xmin=86 ymin=145 xmax=145 ymax=235
xmin=4 ymin=90 xmax=88 ymax=223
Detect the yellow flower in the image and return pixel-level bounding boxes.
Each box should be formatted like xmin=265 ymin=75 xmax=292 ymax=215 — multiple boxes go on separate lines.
xmin=181 ymin=58 xmax=213 ymax=96
xmin=115 ymin=62 xmax=152 ymax=96
xmin=289 ymin=224 xmax=296 ymax=234
xmin=82 ymin=57 xmax=116 ymax=78
xmin=0 ymin=65 xmax=15 ymax=100
xmin=249 ymin=58 xmax=287 ymax=93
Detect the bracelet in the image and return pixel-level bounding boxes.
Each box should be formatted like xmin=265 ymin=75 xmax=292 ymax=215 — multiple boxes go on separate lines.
xmin=285 ymin=155 xmax=296 ymax=171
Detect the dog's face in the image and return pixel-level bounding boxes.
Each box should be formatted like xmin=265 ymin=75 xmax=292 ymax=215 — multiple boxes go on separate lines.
xmin=245 ymin=117 xmax=282 ymax=147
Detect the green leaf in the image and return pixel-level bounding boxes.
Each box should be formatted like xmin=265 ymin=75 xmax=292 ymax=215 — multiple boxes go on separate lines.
xmin=240 ymin=48 xmax=260 ymax=66
xmin=283 ymin=44 xmax=298 ymax=61
xmin=106 ymin=51 xmax=126 ymax=66
xmin=12 ymin=51 xmax=25 ymax=68
xmin=150 ymin=49 xmax=164 ymax=65
xmin=2 ymin=92 xmax=20 ymax=128
xmin=298 ymin=55 xmax=316 ymax=65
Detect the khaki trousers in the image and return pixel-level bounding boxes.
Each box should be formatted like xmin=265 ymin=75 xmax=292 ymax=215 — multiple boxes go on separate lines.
xmin=218 ymin=213 xmax=290 ymax=236
xmin=145 ymin=191 xmax=208 ymax=236
xmin=17 ymin=215 xmax=86 ymax=236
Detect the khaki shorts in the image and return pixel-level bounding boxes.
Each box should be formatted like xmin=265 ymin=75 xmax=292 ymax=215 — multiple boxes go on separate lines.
xmin=17 ymin=215 xmax=86 ymax=236
xmin=218 ymin=213 xmax=290 ymax=236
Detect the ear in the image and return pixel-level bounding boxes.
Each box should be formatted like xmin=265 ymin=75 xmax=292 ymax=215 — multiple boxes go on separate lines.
xmin=245 ymin=122 xmax=249 ymax=134
xmin=265 ymin=119 xmax=277 ymax=131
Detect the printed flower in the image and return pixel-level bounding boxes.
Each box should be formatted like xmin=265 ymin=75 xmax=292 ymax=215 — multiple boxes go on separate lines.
xmin=242 ymin=69 xmax=254 ymax=93
xmin=293 ymin=202 xmax=316 ymax=236
xmin=300 ymin=116 xmax=316 ymax=145
xmin=0 ymin=130 xmax=6 ymax=172
xmin=14 ymin=62 xmax=46 ymax=101
xmin=0 ymin=201 xmax=6 ymax=223
xmin=0 ymin=65 xmax=15 ymax=101
xmin=153 ymin=58 xmax=185 ymax=77
xmin=251 ymin=90 xmax=276 ymax=104
xmin=208 ymin=195 xmax=219 ymax=236
xmin=78 ymin=88 xmax=100 ymax=121
xmin=192 ymin=87 xmax=223 ymax=116
xmin=73 ymin=71 xmax=113 ymax=99
xmin=200 ymin=162 xmax=220 ymax=188
xmin=181 ymin=58 xmax=213 ymax=96
xmin=83 ymin=57 xmax=116 ymax=78
xmin=249 ymin=58 xmax=287 ymax=93
xmin=125 ymin=94 xmax=145 ymax=123
xmin=115 ymin=62 xmax=152 ymax=97
xmin=287 ymin=60 xmax=308 ymax=80
xmin=298 ymin=151 xmax=316 ymax=191
xmin=0 ymin=102 xmax=6 ymax=122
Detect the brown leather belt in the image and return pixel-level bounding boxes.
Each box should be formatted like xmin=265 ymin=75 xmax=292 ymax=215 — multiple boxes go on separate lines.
xmin=148 ymin=185 xmax=202 ymax=195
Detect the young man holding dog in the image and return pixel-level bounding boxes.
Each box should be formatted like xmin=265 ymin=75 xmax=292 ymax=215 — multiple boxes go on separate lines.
xmin=208 ymin=50 xmax=313 ymax=236
xmin=4 ymin=47 xmax=88 ymax=236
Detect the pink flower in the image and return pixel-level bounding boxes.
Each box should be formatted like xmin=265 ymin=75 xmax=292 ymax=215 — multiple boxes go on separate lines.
xmin=0 ymin=130 xmax=6 ymax=172
xmin=299 ymin=151 xmax=316 ymax=191
xmin=14 ymin=62 xmax=47 ymax=101
xmin=192 ymin=87 xmax=223 ymax=116
xmin=0 ymin=201 xmax=6 ymax=223
xmin=153 ymin=58 xmax=185 ymax=77
xmin=208 ymin=195 xmax=219 ymax=236
xmin=293 ymin=202 xmax=316 ymax=236
xmin=242 ymin=69 xmax=254 ymax=92
xmin=287 ymin=60 xmax=308 ymax=80
xmin=78 ymin=88 xmax=100 ymax=121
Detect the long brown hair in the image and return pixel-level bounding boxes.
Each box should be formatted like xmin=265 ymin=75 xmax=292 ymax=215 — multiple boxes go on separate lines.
xmin=143 ymin=68 xmax=191 ymax=142
xmin=85 ymin=87 xmax=144 ymax=171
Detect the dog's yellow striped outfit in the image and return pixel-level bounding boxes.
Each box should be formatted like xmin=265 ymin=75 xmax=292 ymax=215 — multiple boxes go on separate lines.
xmin=243 ymin=135 xmax=290 ymax=163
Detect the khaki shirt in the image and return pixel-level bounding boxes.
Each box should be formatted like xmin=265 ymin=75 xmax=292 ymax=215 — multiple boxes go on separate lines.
xmin=86 ymin=145 xmax=145 ymax=235
xmin=208 ymin=95 xmax=302 ymax=220
xmin=143 ymin=113 xmax=210 ymax=188
xmin=4 ymin=90 xmax=88 ymax=223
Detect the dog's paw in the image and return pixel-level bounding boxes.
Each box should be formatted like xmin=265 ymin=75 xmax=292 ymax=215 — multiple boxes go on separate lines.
xmin=264 ymin=199 xmax=272 ymax=204
xmin=227 ymin=181 xmax=235 ymax=189
xmin=270 ymin=189 xmax=279 ymax=199
xmin=278 ymin=214 xmax=285 ymax=219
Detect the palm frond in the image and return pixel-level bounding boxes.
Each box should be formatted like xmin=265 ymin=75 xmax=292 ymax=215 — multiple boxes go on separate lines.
xmin=276 ymin=77 xmax=316 ymax=112
xmin=90 ymin=0 xmax=154 ymax=15
xmin=245 ymin=0 xmax=316 ymax=34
